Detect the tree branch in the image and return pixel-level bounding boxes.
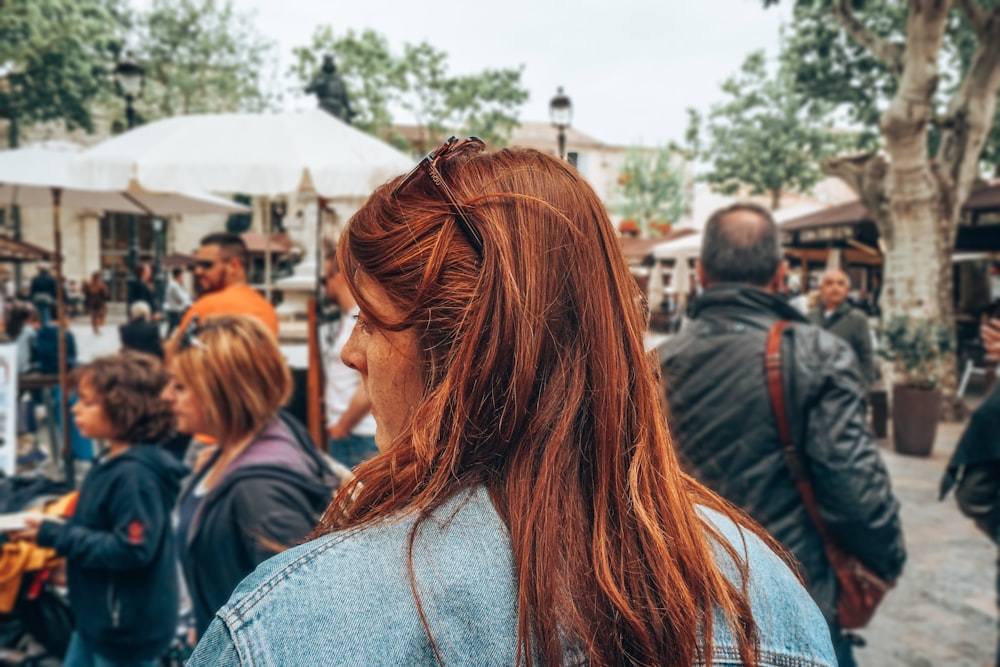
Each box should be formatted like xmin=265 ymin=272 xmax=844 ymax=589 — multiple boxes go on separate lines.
xmin=831 ymin=0 xmax=905 ymax=78
xmin=954 ymin=0 xmax=988 ymax=36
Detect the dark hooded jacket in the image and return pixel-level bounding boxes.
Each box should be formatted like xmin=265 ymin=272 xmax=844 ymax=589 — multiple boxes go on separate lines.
xmin=180 ymin=413 xmax=341 ymax=635
xmin=36 ymin=444 xmax=187 ymax=661
xmin=661 ymin=285 xmax=906 ymax=623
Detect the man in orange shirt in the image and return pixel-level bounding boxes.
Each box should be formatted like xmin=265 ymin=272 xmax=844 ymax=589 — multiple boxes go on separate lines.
xmin=174 ymin=233 xmax=278 ymax=340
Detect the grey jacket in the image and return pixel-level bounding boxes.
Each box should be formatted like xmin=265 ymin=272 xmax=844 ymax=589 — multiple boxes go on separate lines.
xmin=662 ymin=285 xmax=906 ymax=624
xmin=809 ymin=301 xmax=875 ymax=387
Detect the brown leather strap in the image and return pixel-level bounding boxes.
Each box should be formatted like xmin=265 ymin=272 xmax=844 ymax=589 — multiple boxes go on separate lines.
xmin=765 ymin=321 xmax=835 ymax=546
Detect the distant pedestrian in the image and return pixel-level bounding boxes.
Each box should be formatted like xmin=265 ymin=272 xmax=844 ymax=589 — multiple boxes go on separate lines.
xmin=13 ymin=352 xmax=186 ymax=667
xmin=661 ymin=202 xmax=905 ymax=667
xmin=29 ymin=262 xmax=57 ymax=326
xmin=321 ymin=251 xmax=377 ymax=468
xmin=128 ymin=262 xmax=159 ymax=318
xmin=119 ymin=300 xmax=164 ymax=360
xmin=809 ymin=268 xmax=875 ymax=387
xmin=82 ymin=271 xmax=110 ymax=335
xmin=163 ymin=267 xmax=191 ymax=338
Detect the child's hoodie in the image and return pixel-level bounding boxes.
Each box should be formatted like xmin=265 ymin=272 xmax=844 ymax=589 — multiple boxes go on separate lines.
xmin=38 ymin=444 xmax=187 ymax=662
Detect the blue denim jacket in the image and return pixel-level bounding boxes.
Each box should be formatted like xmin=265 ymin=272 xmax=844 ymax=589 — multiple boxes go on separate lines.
xmin=189 ymin=487 xmax=835 ymax=666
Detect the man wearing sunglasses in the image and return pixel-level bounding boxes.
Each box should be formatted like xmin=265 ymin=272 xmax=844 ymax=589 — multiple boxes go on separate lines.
xmin=171 ymin=233 xmax=279 ymax=345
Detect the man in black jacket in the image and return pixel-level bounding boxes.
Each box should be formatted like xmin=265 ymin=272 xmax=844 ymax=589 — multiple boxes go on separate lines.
xmin=661 ymin=203 xmax=905 ymax=667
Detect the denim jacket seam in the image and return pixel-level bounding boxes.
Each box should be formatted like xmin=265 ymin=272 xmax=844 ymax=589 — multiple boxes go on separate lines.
xmin=221 ymin=530 xmax=360 ymax=626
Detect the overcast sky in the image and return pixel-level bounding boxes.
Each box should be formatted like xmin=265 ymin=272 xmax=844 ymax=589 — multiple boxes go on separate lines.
xmin=225 ymin=0 xmax=792 ymax=147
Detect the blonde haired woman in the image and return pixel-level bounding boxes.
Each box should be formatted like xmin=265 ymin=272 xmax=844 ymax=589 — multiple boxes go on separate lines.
xmin=163 ymin=314 xmax=341 ymax=637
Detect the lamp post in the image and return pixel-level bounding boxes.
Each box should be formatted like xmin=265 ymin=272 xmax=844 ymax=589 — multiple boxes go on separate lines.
xmin=114 ymin=53 xmax=144 ymax=283
xmin=549 ymin=86 xmax=572 ymax=161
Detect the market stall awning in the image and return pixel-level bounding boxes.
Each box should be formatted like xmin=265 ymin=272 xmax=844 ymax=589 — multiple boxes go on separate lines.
xmin=0 ymin=236 xmax=54 ymax=262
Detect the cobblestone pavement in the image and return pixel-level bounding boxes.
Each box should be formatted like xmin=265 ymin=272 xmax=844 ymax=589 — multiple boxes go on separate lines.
xmin=859 ymin=421 xmax=995 ymax=667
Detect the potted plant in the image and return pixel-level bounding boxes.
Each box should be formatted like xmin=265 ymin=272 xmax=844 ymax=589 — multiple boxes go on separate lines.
xmin=878 ymin=315 xmax=953 ymax=456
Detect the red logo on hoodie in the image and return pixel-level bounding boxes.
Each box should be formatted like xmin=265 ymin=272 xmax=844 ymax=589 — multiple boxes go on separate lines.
xmin=127 ymin=520 xmax=145 ymax=545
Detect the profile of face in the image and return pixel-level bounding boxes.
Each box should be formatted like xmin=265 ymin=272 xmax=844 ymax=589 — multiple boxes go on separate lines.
xmin=341 ymin=274 xmax=425 ymax=452
xmin=819 ymin=270 xmax=850 ymax=310
xmin=72 ymin=374 xmax=117 ymax=442
xmin=161 ymin=360 xmax=210 ymax=436
xmin=193 ymin=244 xmax=231 ymax=294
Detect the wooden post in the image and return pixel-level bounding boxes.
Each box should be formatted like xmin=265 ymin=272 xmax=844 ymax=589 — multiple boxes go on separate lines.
xmin=306 ymin=296 xmax=324 ymax=450
xmin=51 ymin=187 xmax=73 ymax=486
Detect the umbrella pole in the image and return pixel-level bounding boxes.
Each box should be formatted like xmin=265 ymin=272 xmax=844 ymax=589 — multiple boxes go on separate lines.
xmin=307 ymin=196 xmax=328 ymax=449
xmin=51 ymin=188 xmax=73 ymax=487
xmin=263 ymin=197 xmax=272 ymax=303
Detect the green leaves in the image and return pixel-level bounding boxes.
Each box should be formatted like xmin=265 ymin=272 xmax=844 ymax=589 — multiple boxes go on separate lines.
xmin=698 ymin=49 xmax=844 ymax=209
xmin=615 ymin=146 xmax=688 ymax=235
xmin=0 ymin=0 xmax=125 ymax=133
xmin=289 ymin=27 xmax=528 ymax=147
xmin=134 ymin=0 xmax=277 ymax=118
xmin=878 ymin=315 xmax=954 ymax=389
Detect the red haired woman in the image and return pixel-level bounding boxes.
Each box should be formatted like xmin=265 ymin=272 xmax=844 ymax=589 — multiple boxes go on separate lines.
xmin=189 ymin=141 xmax=835 ymax=666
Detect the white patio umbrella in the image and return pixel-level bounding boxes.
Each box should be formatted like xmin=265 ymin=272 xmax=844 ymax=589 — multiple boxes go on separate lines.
xmin=70 ymin=109 xmax=414 ymax=298
xmin=0 ymin=141 xmax=250 ymax=482
xmin=653 ymin=233 xmax=703 ymax=315
xmin=0 ymin=141 xmax=251 ymax=215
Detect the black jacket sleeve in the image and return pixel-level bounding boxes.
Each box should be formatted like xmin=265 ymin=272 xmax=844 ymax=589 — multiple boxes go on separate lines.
xmin=799 ymin=331 xmax=906 ymax=581
xmin=37 ymin=464 xmax=167 ymax=571
xmin=955 ymin=461 xmax=1000 ymax=544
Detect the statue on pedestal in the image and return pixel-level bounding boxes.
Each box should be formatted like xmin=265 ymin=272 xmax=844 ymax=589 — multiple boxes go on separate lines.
xmin=306 ymin=54 xmax=354 ymax=124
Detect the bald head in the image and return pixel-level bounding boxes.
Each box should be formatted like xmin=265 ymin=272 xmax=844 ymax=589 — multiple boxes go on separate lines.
xmin=819 ymin=268 xmax=851 ymax=310
xmin=699 ymin=203 xmax=782 ymax=288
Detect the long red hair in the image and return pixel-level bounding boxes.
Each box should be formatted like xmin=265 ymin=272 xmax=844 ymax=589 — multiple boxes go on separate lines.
xmin=316 ymin=146 xmax=770 ymax=665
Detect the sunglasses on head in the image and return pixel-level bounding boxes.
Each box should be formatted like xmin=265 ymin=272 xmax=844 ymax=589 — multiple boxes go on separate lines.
xmin=394 ymin=136 xmax=486 ymax=256
xmin=178 ymin=315 xmax=206 ymax=352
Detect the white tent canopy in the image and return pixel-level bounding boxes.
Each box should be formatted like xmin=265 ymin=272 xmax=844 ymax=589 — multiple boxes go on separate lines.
xmin=0 ymin=141 xmax=250 ymax=216
xmin=69 ymin=109 xmax=413 ymax=198
xmin=652 ymin=232 xmax=702 ymax=262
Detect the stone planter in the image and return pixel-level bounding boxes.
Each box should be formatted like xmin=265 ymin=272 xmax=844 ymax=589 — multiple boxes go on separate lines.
xmin=891 ymin=385 xmax=940 ymax=457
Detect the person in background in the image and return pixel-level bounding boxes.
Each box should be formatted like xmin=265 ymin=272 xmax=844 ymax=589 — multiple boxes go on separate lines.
xmin=8 ymin=305 xmax=39 ymax=377
xmin=163 ymin=267 xmax=192 ymax=338
xmin=82 ymin=271 xmax=110 ymax=335
xmin=942 ymin=316 xmax=1000 ymax=667
xmin=809 ymin=268 xmax=875 ymax=388
xmin=661 ymin=203 xmax=905 ymax=667
xmin=7 ymin=305 xmax=41 ymax=466
xmin=173 ymin=233 xmax=278 ymax=343
xmin=14 ymin=353 xmax=186 ymax=667
xmin=322 ymin=251 xmax=377 ymax=468
xmin=162 ymin=314 xmax=340 ymax=638
xmin=33 ymin=311 xmax=76 ymax=376
xmin=29 ymin=262 xmax=57 ymax=326
xmin=119 ymin=300 xmax=164 ymax=360
xmin=188 ymin=142 xmax=834 ymax=666
xmin=128 ymin=262 xmax=159 ymax=317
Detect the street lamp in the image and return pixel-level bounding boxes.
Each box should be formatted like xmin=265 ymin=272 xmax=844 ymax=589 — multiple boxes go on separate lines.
xmin=549 ymin=86 xmax=572 ymax=161
xmin=114 ymin=52 xmax=144 ymax=130
xmin=114 ymin=52 xmax=145 ymax=287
